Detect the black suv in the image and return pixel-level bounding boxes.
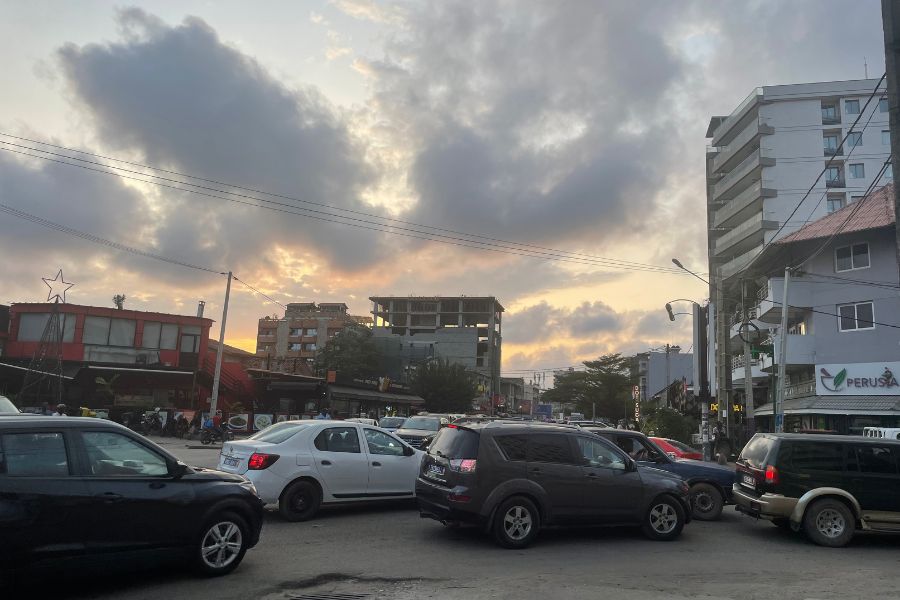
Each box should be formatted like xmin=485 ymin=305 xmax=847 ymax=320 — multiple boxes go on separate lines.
xmin=734 ymin=433 xmax=900 ymax=547
xmin=0 ymin=416 xmax=264 ymax=584
xmin=416 ymin=422 xmax=692 ymax=548
xmin=587 ymin=428 xmax=735 ymax=521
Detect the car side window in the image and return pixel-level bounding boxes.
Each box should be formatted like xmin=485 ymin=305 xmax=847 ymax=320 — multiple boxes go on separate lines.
xmin=494 ymin=435 xmax=528 ymax=461
xmin=1 ymin=432 xmax=69 ymax=476
xmin=853 ymin=445 xmax=898 ymax=475
xmin=82 ymin=431 xmax=169 ymax=476
xmin=364 ymin=429 xmax=404 ymax=456
xmin=790 ymin=442 xmax=844 ymax=471
xmin=614 ymin=437 xmax=652 ymax=461
xmin=577 ymin=437 xmax=626 ymax=470
xmin=314 ymin=427 xmax=361 ymax=453
xmin=527 ymin=434 xmax=576 ymax=465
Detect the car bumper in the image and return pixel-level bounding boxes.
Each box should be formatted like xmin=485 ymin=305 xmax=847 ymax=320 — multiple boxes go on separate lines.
xmin=243 ymin=469 xmax=289 ymax=505
xmin=415 ymin=477 xmax=481 ymax=525
xmin=732 ymin=484 xmax=797 ymax=520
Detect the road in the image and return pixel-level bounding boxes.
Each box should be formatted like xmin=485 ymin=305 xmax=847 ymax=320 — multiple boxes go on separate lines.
xmin=38 ymin=439 xmax=900 ymax=600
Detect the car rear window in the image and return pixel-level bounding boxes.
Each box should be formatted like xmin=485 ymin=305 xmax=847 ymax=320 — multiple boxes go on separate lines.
xmin=249 ymin=422 xmax=308 ymax=444
xmin=428 ymin=427 xmax=479 ymax=459
xmin=738 ymin=435 xmax=775 ymax=468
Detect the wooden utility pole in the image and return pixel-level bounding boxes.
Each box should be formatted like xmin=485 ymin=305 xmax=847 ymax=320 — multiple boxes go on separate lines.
xmin=883 ymin=0 xmax=900 ymax=276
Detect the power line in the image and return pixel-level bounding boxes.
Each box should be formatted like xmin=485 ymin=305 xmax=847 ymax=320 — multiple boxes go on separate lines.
xmin=0 ymin=132 xmax=689 ymax=275
xmin=232 ymin=275 xmax=288 ymax=311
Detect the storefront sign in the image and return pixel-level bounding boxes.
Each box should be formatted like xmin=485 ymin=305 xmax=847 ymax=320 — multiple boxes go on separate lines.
xmin=816 ymin=362 xmax=900 ymax=396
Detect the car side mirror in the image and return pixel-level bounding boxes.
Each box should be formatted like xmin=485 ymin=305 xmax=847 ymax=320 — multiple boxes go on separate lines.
xmin=403 ymin=445 xmax=415 ymax=457
xmin=170 ymin=461 xmax=189 ymax=478
xmin=626 ymin=458 xmax=637 ymax=472
xmin=420 ymin=438 xmax=432 ymax=451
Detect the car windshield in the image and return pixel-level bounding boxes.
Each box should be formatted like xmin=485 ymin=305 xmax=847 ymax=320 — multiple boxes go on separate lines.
xmin=248 ymin=422 xmax=308 ymax=444
xmin=0 ymin=396 xmax=19 ymax=413
xmin=739 ymin=434 xmax=775 ymax=468
xmin=402 ymin=417 xmax=441 ymax=432
xmin=379 ymin=417 xmax=406 ymax=428
xmin=666 ymin=439 xmax=697 ymax=453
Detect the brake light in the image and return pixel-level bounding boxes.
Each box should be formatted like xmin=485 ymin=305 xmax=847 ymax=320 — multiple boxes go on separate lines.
xmin=248 ymin=453 xmax=280 ymax=470
xmin=447 ymin=424 xmax=458 ymax=429
xmin=449 ymin=459 xmax=477 ymax=473
xmin=765 ymin=464 xmax=779 ymax=485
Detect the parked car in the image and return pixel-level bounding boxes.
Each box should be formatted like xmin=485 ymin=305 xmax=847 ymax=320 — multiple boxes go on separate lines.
xmin=0 ymin=416 xmax=263 ymax=583
xmin=377 ymin=416 xmax=406 ymax=432
xmin=586 ymin=428 xmax=733 ymax=521
xmin=345 ymin=417 xmax=377 ymax=426
xmin=216 ymin=420 xmax=423 ymax=521
xmin=394 ymin=415 xmax=450 ymax=449
xmin=0 ymin=395 xmax=21 ymax=415
xmin=651 ymin=437 xmax=703 ymax=461
xmin=734 ymin=433 xmax=900 ymax=547
xmin=416 ymin=422 xmax=691 ymax=548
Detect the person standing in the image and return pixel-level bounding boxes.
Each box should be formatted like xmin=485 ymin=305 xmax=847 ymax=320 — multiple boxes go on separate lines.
xmin=52 ymin=404 xmax=67 ymax=416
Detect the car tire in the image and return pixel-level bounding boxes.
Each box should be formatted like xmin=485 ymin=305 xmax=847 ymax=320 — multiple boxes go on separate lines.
xmin=194 ymin=511 xmax=249 ymax=577
xmin=279 ymin=480 xmax=322 ymax=522
xmin=492 ymin=496 xmax=540 ymax=549
xmin=803 ymin=498 xmax=855 ymax=548
xmin=690 ymin=483 xmax=723 ymax=521
xmin=642 ymin=496 xmax=686 ymax=541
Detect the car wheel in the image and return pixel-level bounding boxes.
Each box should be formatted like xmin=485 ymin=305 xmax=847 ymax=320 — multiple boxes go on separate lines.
xmin=492 ymin=496 xmax=540 ymax=549
xmin=279 ymin=480 xmax=322 ymax=522
xmin=642 ymin=496 xmax=685 ymax=541
xmin=803 ymin=498 xmax=854 ymax=547
xmin=194 ymin=511 xmax=249 ymax=576
xmin=690 ymin=483 xmax=723 ymax=521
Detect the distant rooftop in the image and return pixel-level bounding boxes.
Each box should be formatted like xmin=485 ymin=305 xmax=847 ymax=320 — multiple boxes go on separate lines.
xmin=777 ymin=183 xmax=895 ymax=244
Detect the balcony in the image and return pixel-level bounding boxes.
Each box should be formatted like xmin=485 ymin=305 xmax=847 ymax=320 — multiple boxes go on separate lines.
xmin=826 ymin=176 xmax=846 ymax=188
xmin=823 ymin=146 xmax=843 ymax=157
xmin=728 ymin=310 xmax=772 ymax=351
xmin=711 ymin=149 xmax=776 ymax=202
xmin=711 ymin=87 xmax=763 ymax=147
xmin=714 ymin=213 xmax=779 ymax=256
xmin=771 ymin=334 xmax=816 ymax=366
xmin=822 ymin=113 xmax=841 ymax=126
xmin=785 ymin=380 xmax=816 ymax=399
xmin=713 ymin=181 xmax=778 ymax=228
xmin=257 ymin=334 xmax=276 ymax=343
xmin=756 ymin=277 xmax=814 ymax=323
xmin=731 ymin=355 xmax=767 ymax=385
xmin=710 ymin=119 xmax=775 ymax=175
xmin=718 ymin=243 xmax=766 ymax=280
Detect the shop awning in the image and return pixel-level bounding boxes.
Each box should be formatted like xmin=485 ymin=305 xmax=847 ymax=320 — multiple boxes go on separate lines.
xmin=755 ymin=395 xmax=900 ymax=416
xmin=328 ymin=384 xmax=425 ymax=406
xmin=268 ymin=381 xmax=320 ymax=391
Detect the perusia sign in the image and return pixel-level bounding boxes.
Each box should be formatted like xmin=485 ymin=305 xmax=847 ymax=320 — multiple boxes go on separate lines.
xmin=816 ymin=362 xmax=900 ymax=396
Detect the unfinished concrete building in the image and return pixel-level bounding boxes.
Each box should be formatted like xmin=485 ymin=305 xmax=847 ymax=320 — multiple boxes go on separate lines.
xmin=369 ymin=296 xmax=503 ymax=398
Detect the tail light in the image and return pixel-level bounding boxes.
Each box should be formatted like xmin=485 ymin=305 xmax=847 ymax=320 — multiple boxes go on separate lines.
xmin=449 ymin=459 xmax=477 ymax=473
xmin=765 ymin=464 xmax=779 ymax=485
xmin=248 ymin=453 xmax=280 ymax=470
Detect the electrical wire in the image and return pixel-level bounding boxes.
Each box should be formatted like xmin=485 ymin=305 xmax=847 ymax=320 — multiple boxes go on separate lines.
xmin=0 ymin=132 xmax=688 ymax=275
xmin=231 ymin=275 xmax=288 ymax=310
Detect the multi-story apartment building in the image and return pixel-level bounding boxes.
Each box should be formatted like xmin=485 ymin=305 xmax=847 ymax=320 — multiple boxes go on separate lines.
xmin=633 ymin=345 xmax=693 ymax=405
xmin=369 ymin=296 xmax=503 ymax=397
xmin=726 ymin=184 xmax=900 ymax=434
xmin=255 ymin=302 xmax=361 ymax=372
xmin=705 ymin=79 xmax=892 ymax=429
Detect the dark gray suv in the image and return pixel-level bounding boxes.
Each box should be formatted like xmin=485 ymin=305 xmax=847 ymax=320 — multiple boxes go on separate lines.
xmin=416 ymin=422 xmax=692 ymax=548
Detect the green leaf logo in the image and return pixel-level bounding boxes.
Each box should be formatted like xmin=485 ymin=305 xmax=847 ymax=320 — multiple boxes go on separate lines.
xmin=833 ymin=368 xmax=847 ymax=390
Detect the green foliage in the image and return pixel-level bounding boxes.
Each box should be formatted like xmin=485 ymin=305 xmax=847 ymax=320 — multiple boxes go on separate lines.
xmin=314 ymin=324 xmax=379 ymax=382
xmin=409 ymin=359 xmax=477 ymax=413
xmin=542 ymin=354 xmax=636 ymax=421
xmin=641 ymin=406 xmax=697 ymax=444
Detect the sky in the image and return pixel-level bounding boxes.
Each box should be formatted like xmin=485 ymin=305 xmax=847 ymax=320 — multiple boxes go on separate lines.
xmin=0 ymin=0 xmax=887 ymax=381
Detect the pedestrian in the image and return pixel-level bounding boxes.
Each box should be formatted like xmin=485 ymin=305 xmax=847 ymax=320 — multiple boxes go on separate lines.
xmin=52 ymin=403 xmax=67 ymax=416
xmin=315 ymin=408 xmax=331 ymax=420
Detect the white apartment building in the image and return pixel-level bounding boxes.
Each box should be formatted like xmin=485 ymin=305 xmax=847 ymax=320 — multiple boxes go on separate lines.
xmin=705 ymin=79 xmax=892 ymax=432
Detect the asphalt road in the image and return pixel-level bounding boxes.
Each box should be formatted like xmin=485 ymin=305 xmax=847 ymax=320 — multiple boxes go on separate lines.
xmin=34 ymin=438 xmax=900 ymax=600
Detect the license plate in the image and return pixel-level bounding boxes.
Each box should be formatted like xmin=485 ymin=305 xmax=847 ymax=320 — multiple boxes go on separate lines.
xmin=741 ymin=474 xmax=755 ymax=488
xmin=426 ymin=463 xmax=445 ymax=477
xmin=223 ymin=457 xmax=239 ymax=467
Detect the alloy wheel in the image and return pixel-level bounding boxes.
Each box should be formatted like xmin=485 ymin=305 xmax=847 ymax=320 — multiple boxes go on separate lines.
xmin=201 ymin=521 xmax=243 ymax=569
xmin=649 ymin=503 xmax=678 ymax=534
xmin=816 ymin=509 xmax=846 ymax=538
xmin=503 ymin=506 xmax=533 ymax=540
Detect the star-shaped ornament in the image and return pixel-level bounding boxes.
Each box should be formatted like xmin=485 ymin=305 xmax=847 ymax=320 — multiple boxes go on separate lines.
xmin=42 ymin=269 xmax=74 ymax=303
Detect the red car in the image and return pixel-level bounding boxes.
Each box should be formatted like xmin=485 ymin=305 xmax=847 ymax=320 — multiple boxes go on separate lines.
xmin=650 ymin=437 xmax=702 ymax=461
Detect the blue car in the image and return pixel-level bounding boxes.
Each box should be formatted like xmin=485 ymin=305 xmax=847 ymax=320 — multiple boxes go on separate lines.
xmin=586 ymin=428 xmax=735 ymax=521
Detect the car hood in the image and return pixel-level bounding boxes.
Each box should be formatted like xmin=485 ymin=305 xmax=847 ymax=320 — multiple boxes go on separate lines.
xmin=183 ymin=466 xmax=248 ymax=483
xmin=394 ymin=428 xmax=436 ymax=437
xmin=638 ymin=465 xmax=685 ymax=483
xmin=674 ymin=458 xmax=734 ymax=473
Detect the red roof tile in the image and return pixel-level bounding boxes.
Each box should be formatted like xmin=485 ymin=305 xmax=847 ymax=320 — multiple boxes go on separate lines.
xmin=777 ymin=182 xmax=895 ymax=244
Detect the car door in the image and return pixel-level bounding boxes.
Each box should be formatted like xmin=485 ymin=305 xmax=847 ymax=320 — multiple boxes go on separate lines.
xmin=847 ymin=444 xmax=900 ymax=514
xmin=525 ymin=433 xmax=584 ymax=522
xmin=311 ymin=425 xmax=370 ymax=499
xmin=76 ymin=429 xmax=196 ymax=551
xmin=0 ymin=429 xmax=92 ymax=565
xmin=575 ymin=435 xmax=645 ymax=522
xmin=363 ymin=428 xmax=418 ymax=496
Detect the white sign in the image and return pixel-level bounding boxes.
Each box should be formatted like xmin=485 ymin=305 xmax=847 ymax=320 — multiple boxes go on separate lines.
xmin=816 ymin=362 xmax=900 ymax=396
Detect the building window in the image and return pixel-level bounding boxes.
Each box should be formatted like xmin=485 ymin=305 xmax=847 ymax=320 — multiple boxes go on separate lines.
xmin=823 ymin=134 xmax=839 ymax=154
xmin=883 ymin=130 xmax=891 ymax=145
xmin=826 ymin=194 xmax=845 ymax=214
xmin=880 ymin=97 xmax=889 ymax=112
xmin=303 ymin=343 xmax=317 ymax=352
xmin=847 ymin=132 xmax=862 ymax=148
xmin=835 ymin=242 xmax=870 ymax=271
xmin=825 ymin=166 xmax=841 ymax=183
xmin=476 ymin=357 xmax=484 ymax=367
xmin=289 ymin=343 xmax=302 ymax=351
xmin=845 ymin=99 xmax=860 ymax=114
xmin=289 ymin=328 xmax=302 ymax=336
xmin=821 ymin=104 xmax=838 ymax=122
xmin=838 ymin=301 xmax=875 ymax=331
xmin=848 ymin=163 xmax=865 ymax=178
xmin=850 ymin=194 xmax=865 ymax=203
xmin=17 ymin=313 xmax=75 ymax=343
xmin=305 ymin=328 xmax=318 ymax=337
xmin=159 ymin=324 xmax=178 ymax=350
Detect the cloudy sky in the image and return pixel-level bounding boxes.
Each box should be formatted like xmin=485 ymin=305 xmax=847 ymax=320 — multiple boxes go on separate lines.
xmin=0 ymin=0 xmax=886 ymax=378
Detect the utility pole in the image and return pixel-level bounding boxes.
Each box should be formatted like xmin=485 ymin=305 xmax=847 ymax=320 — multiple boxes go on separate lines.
xmin=664 ymin=343 xmax=671 ymax=409
xmin=741 ymin=280 xmax=756 ymax=437
xmin=882 ymin=0 xmax=900 ymax=278
xmin=775 ymin=267 xmax=790 ymax=433
xmin=209 ymin=271 xmax=232 ymax=417
xmin=698 ymin=304 xmax=711 ymax=461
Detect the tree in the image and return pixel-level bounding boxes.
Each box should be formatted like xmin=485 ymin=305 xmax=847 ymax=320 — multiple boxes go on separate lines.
xmin=541 ymin=354 xmax=636 ymax=422
xmin=314 ymin=324 xmax=379 ymax=382
xmin=112 ymin=294 xmax=126 ymax=310
xmin=409 ymin=359 xmax=477 ymax=413
xmin=641 ymin=406 xmax=696 ymax=443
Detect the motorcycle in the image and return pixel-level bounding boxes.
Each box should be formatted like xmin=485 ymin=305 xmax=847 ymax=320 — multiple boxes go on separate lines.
xmin=141 ymin=411 xmax=163 ymax=436
xmin=200 ymin=427 xmax=233 ymax=445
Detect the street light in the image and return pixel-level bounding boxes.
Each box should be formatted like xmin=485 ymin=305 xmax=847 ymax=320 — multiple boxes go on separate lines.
xmin=672 ymin=258 xmax=710 ymax=285
xmin=665 ymin=298 xmax=700 ymax=322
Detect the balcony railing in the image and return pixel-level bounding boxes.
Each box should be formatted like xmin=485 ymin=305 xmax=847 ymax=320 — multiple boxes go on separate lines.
xmin=824 ymin=146 xmax=843 ymax=157
xmin=826 ymin=177 xmax=846 ymax=188
xmin=714 ymin=213 xmax=779 ymax=255
xmin=822 ymin=114 xmax=841 ymax=125
xmin=785 ymin=380 xmax=816 ymax=399
xmin=719 ymin=243 xmax=766 ymax=280
xmin=712 ymin=180 xmax=777 ymax=226
xmin=712 ymin=149 xmax=775 ymax=200
xmin=711 ymin=119 xmax=775 ymax=174
xmin=712 ymin=87 xmax=763 ymax=146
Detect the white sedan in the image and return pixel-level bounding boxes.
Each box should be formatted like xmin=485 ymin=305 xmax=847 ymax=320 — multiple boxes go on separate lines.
xmin=216 ymin=420 xmax=423 ymax=521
